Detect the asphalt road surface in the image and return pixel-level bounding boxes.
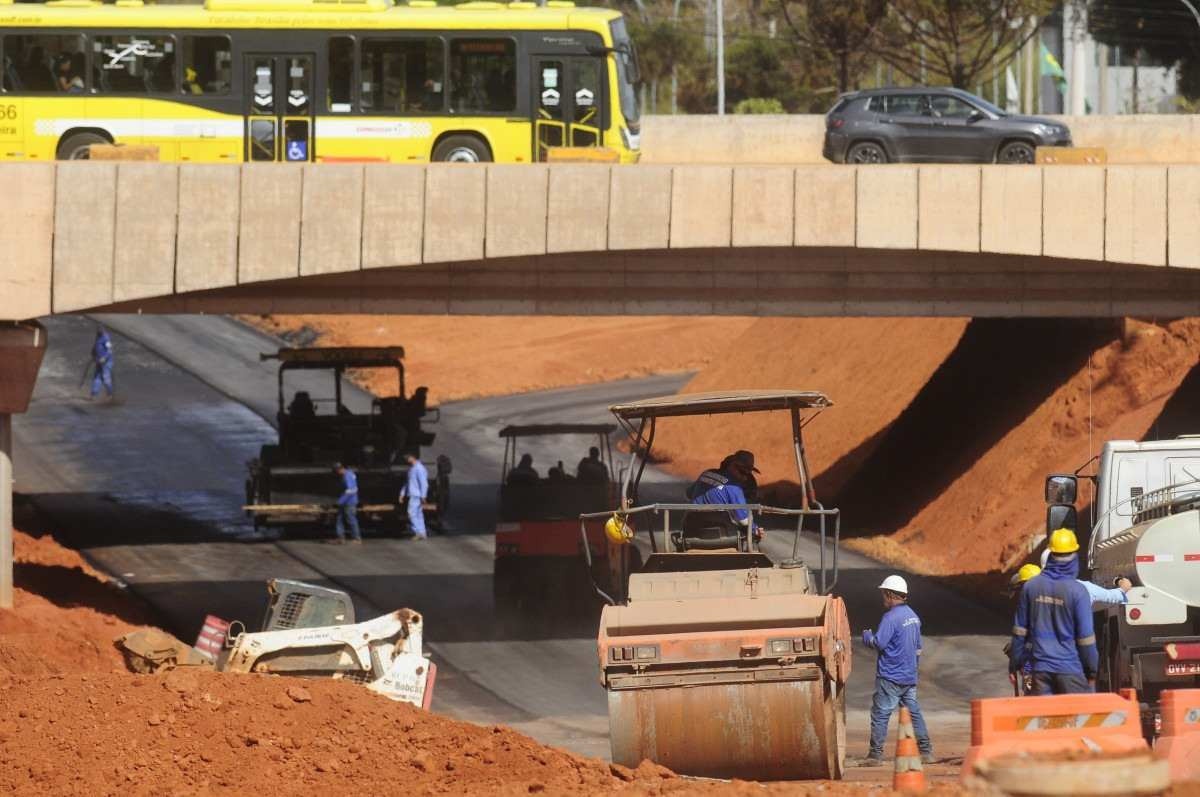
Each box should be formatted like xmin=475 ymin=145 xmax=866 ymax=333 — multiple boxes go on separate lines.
xmin=13 ymin=314 xmax=1010 ymax=770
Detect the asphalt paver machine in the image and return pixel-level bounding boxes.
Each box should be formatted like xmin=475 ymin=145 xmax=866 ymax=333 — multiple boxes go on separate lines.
xmin=581 ymin=390 xmax=852 ymax=780
xmin=244 ymin=347 xmax=449 ymax=535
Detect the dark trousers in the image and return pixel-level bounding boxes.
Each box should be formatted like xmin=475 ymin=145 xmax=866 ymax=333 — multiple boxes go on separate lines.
xmin=335 ymin=503 xmax=361 ymax=541
xmin=1031 ymin=672 xmax=1092 ymax=695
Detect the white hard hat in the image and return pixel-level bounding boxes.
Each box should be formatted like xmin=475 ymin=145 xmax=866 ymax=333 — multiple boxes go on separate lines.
xmin=878 ymin=574 xmax=908 ymax=595
xmin=1040 ymin=548 xmax=1050 ymax=568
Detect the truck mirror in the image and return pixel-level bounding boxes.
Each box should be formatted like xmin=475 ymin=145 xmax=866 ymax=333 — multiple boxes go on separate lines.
xmin=1047 ymin=503 xmax=1077 ymax=535
xmin=1045 ymin=474 xmax=1077 ymax=505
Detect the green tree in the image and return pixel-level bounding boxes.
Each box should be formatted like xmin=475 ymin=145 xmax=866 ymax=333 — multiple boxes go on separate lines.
xmin=874 ymin=0 xmax=1055 ymax=89
xmin=628 ymin=12 xmax=705 ymax=112
xmin=776 ymin=0 xmax=889 ymax=92
xmin=725 ymin=36 xmax=805 ymax=109
xmin=734 ymin=96 xmax=787 ymax=112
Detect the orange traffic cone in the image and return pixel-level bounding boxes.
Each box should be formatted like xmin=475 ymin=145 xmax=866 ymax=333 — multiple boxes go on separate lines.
xmin=893 ymin=706 xmax=927 ymax=793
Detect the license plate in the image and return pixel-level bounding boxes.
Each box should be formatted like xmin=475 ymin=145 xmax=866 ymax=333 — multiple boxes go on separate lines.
xmin=1166 ymin=662 xmax=1200 ymax=676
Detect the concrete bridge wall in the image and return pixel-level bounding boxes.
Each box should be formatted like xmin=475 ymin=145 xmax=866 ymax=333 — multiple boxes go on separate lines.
xmin=5 ymin=161 xmax=1200 ymax=320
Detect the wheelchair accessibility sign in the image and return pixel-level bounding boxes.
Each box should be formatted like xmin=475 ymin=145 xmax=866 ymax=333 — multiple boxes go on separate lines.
xmin=286 ymin=139 xmax=308 ymax=161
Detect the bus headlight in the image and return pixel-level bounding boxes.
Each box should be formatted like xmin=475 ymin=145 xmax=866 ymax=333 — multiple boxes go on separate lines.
xmin=620 ymin=126 xmax=640 ymax=151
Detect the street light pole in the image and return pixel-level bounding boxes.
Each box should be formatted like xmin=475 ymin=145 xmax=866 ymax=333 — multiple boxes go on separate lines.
xmin=715 ymin=0 xmax=725 ymax=114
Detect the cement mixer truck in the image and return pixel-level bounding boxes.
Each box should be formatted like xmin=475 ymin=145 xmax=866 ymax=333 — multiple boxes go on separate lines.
xmin=1046 ymin=437 xmax=1200 ymax=737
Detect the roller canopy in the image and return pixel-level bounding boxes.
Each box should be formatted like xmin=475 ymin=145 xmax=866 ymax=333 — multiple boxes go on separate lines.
xmin=610 ymin=390 xmax=832 ymax=420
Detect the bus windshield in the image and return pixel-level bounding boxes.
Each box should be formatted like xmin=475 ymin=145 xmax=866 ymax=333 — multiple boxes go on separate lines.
xmin=609 ymin=18 xmax=640 ymax=128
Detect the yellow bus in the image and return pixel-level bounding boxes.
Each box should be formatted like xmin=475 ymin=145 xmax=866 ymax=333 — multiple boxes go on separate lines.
xmin=0 ymin=0 xmax=641 ymax=163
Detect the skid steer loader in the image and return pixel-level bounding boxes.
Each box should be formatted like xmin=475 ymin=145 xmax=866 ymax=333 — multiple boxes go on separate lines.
xmin=581 ymin=390 xmax=851 ymax=780
xmin=116 ymin=579 xmax=435 ymax=708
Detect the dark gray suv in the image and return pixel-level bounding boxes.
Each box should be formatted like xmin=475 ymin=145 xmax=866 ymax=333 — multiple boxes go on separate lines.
xmin=823 ymin=87 xmax=1072 ymax=164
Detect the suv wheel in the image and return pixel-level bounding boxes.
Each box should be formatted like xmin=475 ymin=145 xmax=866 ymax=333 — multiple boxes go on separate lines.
xmin=998 ymin=140 xmax=1036 ymax=164
xmin=847 ymin=141 xmax=887 ymax=164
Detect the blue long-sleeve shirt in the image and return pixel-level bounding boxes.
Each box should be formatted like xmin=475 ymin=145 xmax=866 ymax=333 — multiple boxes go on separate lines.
xmin=1081 ymin=580 xmax=1127 ymax=607
xmin=405 ymin=459 xmax=428 ymax=501
xmin=337 ymin=469 xmax=358 ymax=506
xmin=1011 ymin=555 xmax=1099 ymax=677
xmin=863 ymin=603 xmax=923 ymax=686
xmin=93 ymin=330 xmax=113 ymax=366
xmin=689 ymin=470 xmax=750 ymax=523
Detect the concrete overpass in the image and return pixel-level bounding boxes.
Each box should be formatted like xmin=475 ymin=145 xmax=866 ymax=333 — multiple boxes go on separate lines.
xmin=6 ymin=162 xmax=1200 ymax=321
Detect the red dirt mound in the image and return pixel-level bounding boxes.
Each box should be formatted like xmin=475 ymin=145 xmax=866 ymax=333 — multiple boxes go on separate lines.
xmin=652 ymin=317 xmax=968 ymax=497
xmin=0 ymin=528 xmax=155 ymax=679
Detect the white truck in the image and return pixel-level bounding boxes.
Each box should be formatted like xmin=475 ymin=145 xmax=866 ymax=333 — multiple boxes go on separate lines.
xmin=1047 ymin=437 xmax=1200 ymax=736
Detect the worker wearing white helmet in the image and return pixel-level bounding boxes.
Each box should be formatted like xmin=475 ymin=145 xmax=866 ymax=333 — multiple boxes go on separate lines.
xmin=858 ymin=574 xmax=934 ymax=767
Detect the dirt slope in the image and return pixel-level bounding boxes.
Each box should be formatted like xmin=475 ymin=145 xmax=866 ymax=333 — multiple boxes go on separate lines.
xmin=246 ymin=315 xmax=755 ymax=403
xmin=651 ymin=318 xmax=969 ymax=497
xmin=851 ymin=318 xmax=1200 ymax=574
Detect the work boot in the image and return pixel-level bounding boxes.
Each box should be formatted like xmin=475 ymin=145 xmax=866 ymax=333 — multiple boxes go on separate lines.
xmin=325 ymin=538 xmax=344 ymax=545
xmin=857 ymin=756 xmax=885 ymax=768
xmin=348 ymin=538 xmax=363 ymax=545
xmin=921 ymin=753 xmax=936 ymax=765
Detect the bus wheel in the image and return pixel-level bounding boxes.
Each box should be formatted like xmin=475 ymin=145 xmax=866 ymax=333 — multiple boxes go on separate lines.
xmin=432 ymin=135 xmax=491 ymax=163
xmin=57 ymin=131 xmax=108 ymax=161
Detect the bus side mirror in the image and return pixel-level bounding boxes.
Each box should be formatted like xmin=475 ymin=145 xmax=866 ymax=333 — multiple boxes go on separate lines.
xmin=1047 ymin=503 xmax=1077 ymax=535
xmin=1045 ymin=474 xmax=1077 ymax=505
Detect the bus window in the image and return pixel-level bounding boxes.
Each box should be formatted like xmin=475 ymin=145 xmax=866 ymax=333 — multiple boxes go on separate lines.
xmin=2 ymin=34 xmax=85 ymax=93
xmin=327 ymin=36 xmax=353 ymax=112
xmin=93 ymin=34 xmax=176 ymax=94
xmin=361 ymin=38 xmax=444 ymax=114
xmin=182 ymin=35 xmax=231 ymax=95
xmin=569 ymin=58 xmax=601 ymax=145
xmin=450 ymin=38 xmax=515 ymax=114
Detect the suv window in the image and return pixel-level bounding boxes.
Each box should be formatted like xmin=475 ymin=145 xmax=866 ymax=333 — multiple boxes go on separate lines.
xmin=930 ymin=94 xmax=977 ymax=119
xmin=885 ymin=94 xmax=925 ymax=115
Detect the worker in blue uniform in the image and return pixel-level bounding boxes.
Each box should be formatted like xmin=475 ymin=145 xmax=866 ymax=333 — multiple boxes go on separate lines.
xmin=90 ymin=325 xmax=115 ymax=399
xmin=1011 ymin=528 xmax=1098 ymax=695
xmin=860 ymin=574 xmax=934 ymax=767
xmin=331 ymin=462 xmax=362 ymax=544
xmin=401 ymin=452 xmax=429 ymax=540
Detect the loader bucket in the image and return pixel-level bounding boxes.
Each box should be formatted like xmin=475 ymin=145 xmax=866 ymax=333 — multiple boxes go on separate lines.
xmin=608 ymin=674 xmax=845 ymax=780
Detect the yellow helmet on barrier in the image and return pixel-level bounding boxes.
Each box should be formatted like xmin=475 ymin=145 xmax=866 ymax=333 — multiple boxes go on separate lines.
xmin=1048 ymin=527 xmax=1080 ymax=554
xmin=605 ymin=514 xmax=633 ymax=545
xmin=1017 ymin=563 xmax=1042 ymax=583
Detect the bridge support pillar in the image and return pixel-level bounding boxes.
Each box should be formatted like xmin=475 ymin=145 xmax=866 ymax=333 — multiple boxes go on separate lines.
xmin=0 ymin=321 xmax=47 ymax=609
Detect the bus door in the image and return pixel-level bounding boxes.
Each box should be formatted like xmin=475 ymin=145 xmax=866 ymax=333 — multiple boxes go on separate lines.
xmin=532 ymin=56 xmax=604 ymax=161
xmin=244 ymin=54 xmax=314 ymax=162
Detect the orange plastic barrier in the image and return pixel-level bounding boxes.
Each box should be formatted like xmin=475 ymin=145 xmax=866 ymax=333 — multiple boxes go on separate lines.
xmin=893 ymin=706 xmax=927 ymax=793
xmin=1157 ymin=688 xmax=1200 ymax=782
xmin=963 ymin=689 xmax=1148 ymax=775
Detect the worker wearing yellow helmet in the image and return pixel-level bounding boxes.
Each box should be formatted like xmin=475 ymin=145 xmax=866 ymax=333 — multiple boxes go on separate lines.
xmin=1003 ymin=563 xmax=1041 ymax=695
xmin=1011 ymin=528 xmax=1099 ymax=695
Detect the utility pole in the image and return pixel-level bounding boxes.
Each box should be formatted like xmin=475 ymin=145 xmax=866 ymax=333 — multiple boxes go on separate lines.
xmin=715 ymin=0 xmax=725 ymax=114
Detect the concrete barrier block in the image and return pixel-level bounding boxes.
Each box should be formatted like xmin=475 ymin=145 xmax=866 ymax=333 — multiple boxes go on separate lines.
xmin=1043 ymin=165 xmax=1105 ymax=261
xmin=670 ymin=166 xmax=732 ymax=248
xmin=486 ymin=164 xmax=548 ymax=259
xmin=548 ymin=165 xmax=610 ymax=253
xmin=113 ymin=163 xmax=178 ymax=303
xmin=362 ymin=165 xmax=424 ymax=269
xmin=856 ymin=167 xmax=918 ymax=249
xmin=176 ymin=165 xmax=240 ymax=294
xmin=732 ymin=167 xmax=793 ymax=247
xmin=1105 ymin=166 xmax=1167 ymax=267
xmin=794 ymin=167 xmax=855 ymax=247
xmin=609 ymin=166 xmax=671 ymax=250
xmin=0 ymin=163 xmax=54 ymax=319
xmin=53 ymin=163 xmax=116 ymax=313
xmin=300 ymin=164 xmax=364 ymax=276
xmin=238 ymin=164 xmax=302 ymax=284
xmin=424 ymin=165 xmax=485 ymax=264
xmin=980 ymin=167 xmax=1042 ymax=255
xmin=1168 ymin=165 xmax=1200 ymax=269
xmin=919 ymin=166 xmax=981 ymax=252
